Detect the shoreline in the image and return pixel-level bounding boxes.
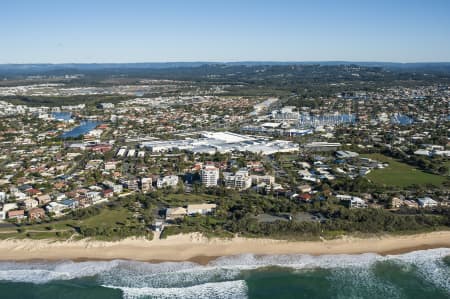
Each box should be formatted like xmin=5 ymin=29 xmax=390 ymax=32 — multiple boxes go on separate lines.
xmin=0 ymin=231 xmax=448 ymax=264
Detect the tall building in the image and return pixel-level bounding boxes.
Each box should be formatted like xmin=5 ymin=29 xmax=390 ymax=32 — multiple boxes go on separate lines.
xmin=224 ymin=168 xmax=252 ymax=190
xmin=201 ymin=165 xmax=220 ymax=187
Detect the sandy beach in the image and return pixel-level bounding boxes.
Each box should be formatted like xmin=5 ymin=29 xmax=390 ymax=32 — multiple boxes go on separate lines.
xmin=0 ymin=231 xmax=448 ymax=263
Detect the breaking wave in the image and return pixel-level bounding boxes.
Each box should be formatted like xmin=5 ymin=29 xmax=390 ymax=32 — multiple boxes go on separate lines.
xmin=106 ymin=280 xmax=248 ymax=299
xmin=0 ymin=248 xmax=448 ymax=298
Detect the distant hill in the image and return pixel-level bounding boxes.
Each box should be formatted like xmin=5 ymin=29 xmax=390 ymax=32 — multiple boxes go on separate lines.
xmin=1 ymin=61 xmax=450 ymax=76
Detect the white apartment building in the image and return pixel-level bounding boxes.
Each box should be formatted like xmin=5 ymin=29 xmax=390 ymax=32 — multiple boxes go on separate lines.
xmin=201 ymin=165 xmax=220 ymax=187
xmin=157 ymin=175 xmax=179 ymax=189
xmin=224 ymin=169 xmax=252 ymax=190
xmin=250 ymin=174 xmax=275 ymax=186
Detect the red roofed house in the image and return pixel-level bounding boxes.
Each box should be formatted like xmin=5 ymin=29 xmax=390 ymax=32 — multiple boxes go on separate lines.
xmin=91 ymin=144 xmax=112 ymax=153
xmin=26 ymin=188 xmax=41 ymax=196
xmin=299 ymin=193 xmax=312 ymax=202
xmin=8 ymin=210 xmax=25 ymax=220
xmin=102 ymin=189 xmax=114 ymax=198
xmin=97 ymin=124 xmax=109 ymax=130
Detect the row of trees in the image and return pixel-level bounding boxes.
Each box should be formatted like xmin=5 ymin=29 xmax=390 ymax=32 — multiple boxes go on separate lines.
xmin=160 ymin=189 xmax=450 ymax=239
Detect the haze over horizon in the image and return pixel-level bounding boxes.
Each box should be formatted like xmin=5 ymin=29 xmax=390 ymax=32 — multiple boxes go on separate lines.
xmin=1 ymin=0 xmax=450 ymax=64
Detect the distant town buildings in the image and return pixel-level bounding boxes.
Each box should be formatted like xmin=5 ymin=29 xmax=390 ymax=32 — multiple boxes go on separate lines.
xmin=141 ymin=131 xmax=299 ymax=155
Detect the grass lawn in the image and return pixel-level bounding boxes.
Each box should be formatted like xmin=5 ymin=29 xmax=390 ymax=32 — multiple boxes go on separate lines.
xmin=0 ymin=208 xmax=138 ymax=240
xmin=362 ymin=153 xmax=447 ymax=187
xmin=78 ymin=208 xmax=135 ymax=228
xmin=278 ymin=154 xmax=298 ymax=162
xmin=163 ymin=193 xmax=217 ymax=205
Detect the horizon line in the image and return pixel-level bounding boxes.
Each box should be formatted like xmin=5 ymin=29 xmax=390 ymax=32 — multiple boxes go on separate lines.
xmin=1 ymin=60 xmax=450 ymax=65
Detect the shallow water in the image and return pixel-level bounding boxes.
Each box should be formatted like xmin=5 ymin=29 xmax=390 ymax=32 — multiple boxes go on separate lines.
xmin=0 ymin=248 xmax=448 ymax=299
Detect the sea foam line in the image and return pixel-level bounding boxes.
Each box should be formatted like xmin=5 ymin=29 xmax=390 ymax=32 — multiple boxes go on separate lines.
xmin=104 ymin=280 xmax=248 ymax=299
xmin=0 ymin=248 xmax=447 ymax=291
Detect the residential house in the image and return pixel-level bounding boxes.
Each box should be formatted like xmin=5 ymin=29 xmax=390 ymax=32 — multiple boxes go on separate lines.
xmin=140 ymin=177 xmax=153 ymax=192
xmin=104 ymin=161 xmax=117 ymax=171
xmin=61 ymin=199 xmax=79 ymax=209
xmin=250 ymin=175 xmax=275 ymax=186
xmin=165 ymin=207 xmax=187 ymax=220
xmin=157 ymin=175 xmax=179 ymax=189
xmin=299 ymin=193 xmax=312 ymax=202
xmin=418 ymin=197 xmax=438 ymax=208
xmin=122 ymin=178 xmax=139 ymax=191
xmin=403 ymin=200 xmax=419 ymax=209
xmin=187 ymin=204 xmax=217 ymax=215
xmin=102 ymin=189 xmax=114 ymax=198
xmin=26 ymin=188 xmax=41 ymax=197
xmin=391 ymin=197 xmax=404 ymax=208
xmin=36 ymin=194 xmax=51 ymax=205
xmin=28 ymin=208 xmax=46 ymax=220
xmin=23 ymin=198 xmax=39 ymax=210
xmin=0 ymin=203 xmax=19 ymax=220
xmin=7 ymin=209 xmax=25 ymax=220
xmin=86 ymin=191 xmax=103 ymax=204
xmin=104 ymin=180 xmax=123 ymax=194
xmin=337 ymin=194 xmax=367 ymax=208
xmin=46 ymin=201 xmax=68 ymax=216
xmin=297 ymin=184 xmax=312 ymax=193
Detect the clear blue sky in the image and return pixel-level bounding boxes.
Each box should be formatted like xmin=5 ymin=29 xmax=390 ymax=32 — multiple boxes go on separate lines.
xmin=1 ymin=0 xmax=449 ymax=63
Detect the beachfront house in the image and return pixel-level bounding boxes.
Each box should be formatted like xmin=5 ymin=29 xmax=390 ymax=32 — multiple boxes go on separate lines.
xmin=0 ymin=203 xmax=18 ymax=220
xmin=28 ymin=208 xmax=46 ymax=220
xmin=23 ymin=198 xmax=39 ymax=210
xmin=46 ymin=201 xmax=68 ymax=216
xmin=418 ymin=197 xmax=438 ymax=208
xmin=337 ymin=194 xmax=368 ymax=208
xmin=7 ymin=209 xmax=25 ymax=220
xmin=187 ymin=204 xmax=217 ymax=216
xmin=36 ymin=194 xmax=51 ymax=205
xmin=165 ymin=207 xmax=187 ymax=221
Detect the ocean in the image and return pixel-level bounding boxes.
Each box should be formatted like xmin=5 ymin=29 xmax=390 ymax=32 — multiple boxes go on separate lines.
xmin=0 ymin=248 xmax=448 ymax=299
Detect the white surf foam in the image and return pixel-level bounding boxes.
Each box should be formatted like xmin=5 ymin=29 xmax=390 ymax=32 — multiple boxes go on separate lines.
xmin=0 ymin=260 xmax=121 ymax=283
xmin=328 ymin=265 xmax=402 ymax=299
xmin=387 ymin=248 xmax=450 ymax=292
xmin=0 ymin=248 xmax=448 ymax=293
xmin=210 ymin=252 xmax=382 ymax=270
xmin=105 ymin=280 xmax=248 ymax=299
xmin=209 ymin=248 xmax=450 ymax=270
xmin=98 ymin=264 xmax=241 ymax=289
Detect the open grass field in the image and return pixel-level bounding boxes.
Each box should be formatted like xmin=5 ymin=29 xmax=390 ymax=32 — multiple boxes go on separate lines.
xmin=0 ymin=207 xmax=139 ymax=240
xmin=78 ymin=208 xmax=132 ymax=228
xmin=162 ymin=193 xmax=217 ymax=205
xmin=362 ymin=153 xmax=447 ymax=187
